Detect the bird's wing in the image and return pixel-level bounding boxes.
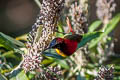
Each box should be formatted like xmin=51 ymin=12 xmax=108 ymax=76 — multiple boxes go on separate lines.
xmin=64 ymin=34 xmax=82 ymax=43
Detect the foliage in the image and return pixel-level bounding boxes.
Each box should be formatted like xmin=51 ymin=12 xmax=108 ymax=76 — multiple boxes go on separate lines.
xmin=0 ymin=0 xmax=120 ymax=80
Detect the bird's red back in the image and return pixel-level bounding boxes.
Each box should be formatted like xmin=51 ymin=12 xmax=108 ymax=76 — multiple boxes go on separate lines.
xmin=63 ymin=39 xmax=78 ymax=56
xmin=56 ymin=38 xmax=78 ymax=56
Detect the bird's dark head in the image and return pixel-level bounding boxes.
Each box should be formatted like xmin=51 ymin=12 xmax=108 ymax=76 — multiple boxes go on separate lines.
xmin=47 ymin=38 xmax=64 ymax=49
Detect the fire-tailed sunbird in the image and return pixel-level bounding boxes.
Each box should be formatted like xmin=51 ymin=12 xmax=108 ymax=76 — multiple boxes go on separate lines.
xmin=44 ymin=17 xmax=83 ymax=58
xmin=46 ymin=34 xmax=82 ymax=58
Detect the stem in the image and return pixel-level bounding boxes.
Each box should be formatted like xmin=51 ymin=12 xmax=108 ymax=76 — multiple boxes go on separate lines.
xmin=34 ymin=0 xmax=41 ymax=8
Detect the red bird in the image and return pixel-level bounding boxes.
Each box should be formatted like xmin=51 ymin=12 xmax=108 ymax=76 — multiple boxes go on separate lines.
xmin=47 ymin=34 xmax=82 ymax=57
xmin=43 ymin=17 xmax=83 ymax=58
xmin=44 ymin=17 xmax=82 ymax=58
xmin=44 ymin=17 xmax=101 ymax=58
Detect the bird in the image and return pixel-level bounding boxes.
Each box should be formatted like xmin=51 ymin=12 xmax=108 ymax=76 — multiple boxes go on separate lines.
xmin=46 ymin=34 xmax=83 ymax=58
xmin=42 ymin=16 xmax=102 ymax=60
xmin=43 ymin=17 xmax=83 ymax=58
xmin=43 ymin=17 xmax=101 ymax=59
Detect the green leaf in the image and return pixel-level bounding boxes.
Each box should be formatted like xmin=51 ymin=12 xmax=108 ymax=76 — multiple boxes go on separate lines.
xmin=56 ymin=22 xmax=64 ymax=37
xmin=43 ymin=49 xmax=65 ymax=59
xmin=42 ymin=49 xmax=69 ymax=69
xmin=0 ymin=32 xmax=25 ymax=47
xmin=10 ymin=70 xmax=29 ymax=80
xmin=2 ymin=51 xmax=21 ymax=61
xmin=2 ymin=51 xmax=16 ymax=58
xmin=43 ymin=52 xmax=65 ymax=59
xmin=77 ymin=73 xmax=86 ymax=80
xmin=88 ymin=20 xmax=102 ymax=32
xmin=56 ymin=59 xmax=69 ymax=69
xmin=0 ymin=73 xmax=8 ymax=80
xmin=41 ymin=58 xmax=55 ymax=65
xmin=77 ymin=31 xmax=102 ymax=48
xmin=34 ymin=25 xmax=43 ymax=42
xmin=89 ymin=13 xmax=120 ymax=48
xmin=27 ymin=72 xmax=35 ymax=80
xmin=0 ymin=32 xmax=25 ymax=50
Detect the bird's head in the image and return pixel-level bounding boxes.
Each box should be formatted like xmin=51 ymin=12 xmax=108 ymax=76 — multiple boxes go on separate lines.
xmin=47 ymin=38 xmax=64 ymax=49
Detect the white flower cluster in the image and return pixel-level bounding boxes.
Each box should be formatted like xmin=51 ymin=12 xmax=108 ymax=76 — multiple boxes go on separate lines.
xmin=96 ymin=0 xmax=116 ymax=24
xmin=22 ymin=0 xmax=64 ymax=72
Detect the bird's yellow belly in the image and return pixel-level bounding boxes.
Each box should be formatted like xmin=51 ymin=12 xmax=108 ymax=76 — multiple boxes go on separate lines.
xmin=55 ymin=49 xmax=67 ymax=57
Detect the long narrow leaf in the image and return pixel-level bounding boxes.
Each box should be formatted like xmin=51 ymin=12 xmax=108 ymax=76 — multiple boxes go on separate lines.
xmin=0 ymin=32 xmax=25 ymax=51
xmin=10 ymin=70 xmax=29 ymax=80
xmin=89 ymin=13 xmax=120 ymax=48
xmin=0 ymin=73 xmax=8 ymax=80
xmin=0 ymin=32 xmax=25 ymax=47
xmin=77 ymin=31 xmax=102 ymax=48
xmin=88 ymin=20 xmax=102 ymax=32
xmin=56 ymin=59 xmax=69 ymax=69
xmin=56 ymin=22 xmax=64 ymax=37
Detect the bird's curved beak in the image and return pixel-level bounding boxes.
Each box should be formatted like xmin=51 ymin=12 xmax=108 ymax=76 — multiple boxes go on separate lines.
xmin=43 ymin=47 xmax=50 ymax=52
